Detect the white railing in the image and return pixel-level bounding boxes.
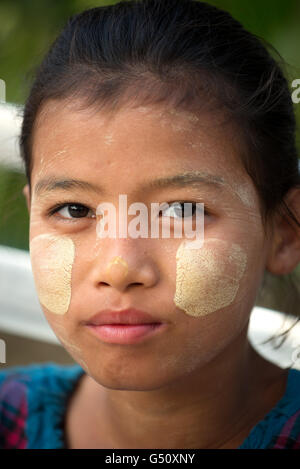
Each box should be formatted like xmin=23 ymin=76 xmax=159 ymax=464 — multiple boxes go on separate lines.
xmin=0 ymin=245 xmax=59 ymax=344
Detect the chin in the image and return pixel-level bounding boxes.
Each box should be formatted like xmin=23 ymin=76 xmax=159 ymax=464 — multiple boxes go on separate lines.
xmin=89 ymin=366 xmax=171 ymax=391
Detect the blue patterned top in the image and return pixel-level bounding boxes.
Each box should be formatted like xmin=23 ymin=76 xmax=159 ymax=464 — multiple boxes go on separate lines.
xmin=0 ymin=362 xmax=299 ymax=449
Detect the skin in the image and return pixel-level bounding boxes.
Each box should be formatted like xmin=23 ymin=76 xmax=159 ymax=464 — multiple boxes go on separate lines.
xmin=23 ymin=99 xmax=300 ymax=449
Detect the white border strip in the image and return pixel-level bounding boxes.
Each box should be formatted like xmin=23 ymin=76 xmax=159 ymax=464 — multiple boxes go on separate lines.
xmin=0 ymin=103 xmax=24 ymax=172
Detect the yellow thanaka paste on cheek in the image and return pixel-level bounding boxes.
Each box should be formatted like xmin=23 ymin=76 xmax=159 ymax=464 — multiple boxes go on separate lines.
xmin=30 ymin=234 xmax=75 ymax=315
xmin=174 ymin=238 xmax=247 ymax=317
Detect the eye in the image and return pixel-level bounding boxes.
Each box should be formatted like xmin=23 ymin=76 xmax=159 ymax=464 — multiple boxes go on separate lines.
xmin=161 ymin=202 xmax=206 ymax=219
xmin=49 ymin=203 xmax=95 ymax=220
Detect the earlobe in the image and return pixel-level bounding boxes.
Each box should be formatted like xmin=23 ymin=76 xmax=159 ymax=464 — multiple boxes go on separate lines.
xmin=23 ymin=184 xmax=31 ymax=214
xmin=266 ymin=189 xmax=300 ymax=275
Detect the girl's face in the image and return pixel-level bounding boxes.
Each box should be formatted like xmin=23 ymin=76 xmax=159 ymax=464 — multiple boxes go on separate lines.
xmin=25 ymin=99 xmax=269 ymax=390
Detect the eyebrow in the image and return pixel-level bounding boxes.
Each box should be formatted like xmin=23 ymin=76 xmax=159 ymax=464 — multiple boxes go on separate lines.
xmin=34 ymin=171 xmax=227 ymax=198
xmin=145 ymin=171 xmax=226 ymax=191
xmin=34 ymin=177 xmax=103 ymax=197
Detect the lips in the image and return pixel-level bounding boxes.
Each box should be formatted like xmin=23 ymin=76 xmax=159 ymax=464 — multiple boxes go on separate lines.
xmin=84 ymin=308 xmax=165 ymax=344
xmin=85 ymin=308 xmax=163 ymax=326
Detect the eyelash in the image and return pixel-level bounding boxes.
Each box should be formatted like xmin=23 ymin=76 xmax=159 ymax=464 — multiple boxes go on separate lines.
xmin=47 ymin=201 xmax=210 ymax=221
xmin=47 ymin=202 xmax=95 ymax=221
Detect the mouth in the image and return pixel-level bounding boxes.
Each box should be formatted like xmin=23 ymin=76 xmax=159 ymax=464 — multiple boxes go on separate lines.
xmin=84 ymin=308 xmax=166 ymax=344
xmin=85 ymin=323 xmax=164 ymax=344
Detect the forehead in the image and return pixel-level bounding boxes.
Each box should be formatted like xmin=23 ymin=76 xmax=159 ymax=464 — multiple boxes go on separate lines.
xmin=31 ymin=99 xmax=248 ymax=185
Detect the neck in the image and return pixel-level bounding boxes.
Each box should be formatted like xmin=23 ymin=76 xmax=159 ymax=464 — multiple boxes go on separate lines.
xmin=82 ymin=323 xmax=269 ymax=448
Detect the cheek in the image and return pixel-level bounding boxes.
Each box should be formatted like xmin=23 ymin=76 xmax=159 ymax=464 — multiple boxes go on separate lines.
xmin=30 ymin=234 xmax=75 ymax=315
xmin=173 ymin=238 xmax=247 ymax=317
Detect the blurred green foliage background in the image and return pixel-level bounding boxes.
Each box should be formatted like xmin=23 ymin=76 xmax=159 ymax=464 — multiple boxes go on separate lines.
xmin=0 ymin=0 xmax=300 ymax=252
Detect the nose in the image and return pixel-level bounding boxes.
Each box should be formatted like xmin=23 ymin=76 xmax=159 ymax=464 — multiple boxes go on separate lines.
xmin=91 ymin=241 xmax=159 ymax=292
xmin=105 ymin=256 xmax=129 ymax=287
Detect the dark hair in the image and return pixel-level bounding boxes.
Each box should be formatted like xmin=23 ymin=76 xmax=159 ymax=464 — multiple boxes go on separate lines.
xmin=20 ymin=0 xmax=300 ymax=343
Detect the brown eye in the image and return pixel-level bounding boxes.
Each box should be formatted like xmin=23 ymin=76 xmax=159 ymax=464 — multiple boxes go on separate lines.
xmin=51 ymin=203 xmax=95 ymax=219
xmin=67 ymin=204 xmax=90 ymax=218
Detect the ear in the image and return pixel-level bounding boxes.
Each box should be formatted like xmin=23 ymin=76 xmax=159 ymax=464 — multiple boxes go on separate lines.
xmin=23 ymin=184 xmax=31 ymax=214
xmin=266 ymin=187 xmax=300 ymax=275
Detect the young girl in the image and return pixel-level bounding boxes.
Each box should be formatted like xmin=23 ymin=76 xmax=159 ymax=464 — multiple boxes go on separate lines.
xmin=1 ymin=0 xmax=300 ymax=449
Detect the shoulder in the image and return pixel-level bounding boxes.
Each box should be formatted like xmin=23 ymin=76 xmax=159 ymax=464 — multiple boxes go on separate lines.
xmin=266 ymin=368 xmax=300 ymax=449
xmin=0 ymin=362 xmax=85 ymax=449
xmin=0 ymin=362 xmax=84 ymax=400
xmin=240 ymin=368 xmax=300 ymax=449
xmin=0 ymin=364 xmax=29 ymax=449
